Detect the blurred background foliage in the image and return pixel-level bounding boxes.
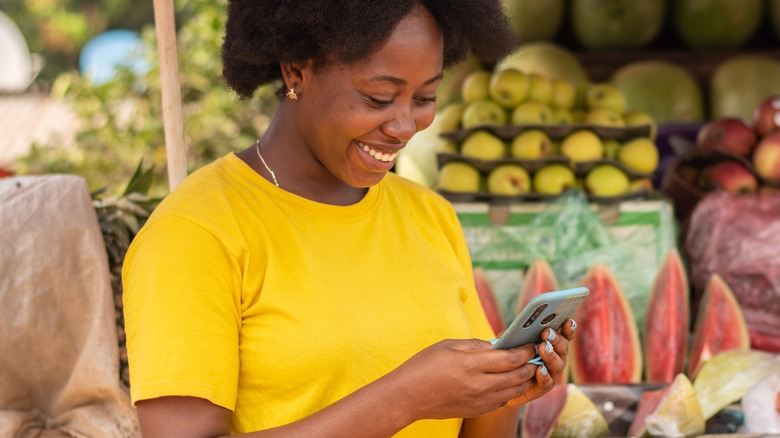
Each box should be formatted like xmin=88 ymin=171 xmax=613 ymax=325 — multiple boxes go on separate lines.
xmin=4 ymin=0 xmax=278 ymax=196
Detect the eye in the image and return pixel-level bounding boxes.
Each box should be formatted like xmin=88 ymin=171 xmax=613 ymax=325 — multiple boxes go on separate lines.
xmin=367 ymin=96 xmax=394 ymax=107
xmin=414 ymin=95 xmax=437 ymax=105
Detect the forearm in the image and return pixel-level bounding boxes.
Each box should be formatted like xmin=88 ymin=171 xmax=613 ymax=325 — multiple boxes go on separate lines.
xmin=458 ymin=404 xmax=522 ymax=438
xmin=237 ymin=372 xmax=413 ymax=438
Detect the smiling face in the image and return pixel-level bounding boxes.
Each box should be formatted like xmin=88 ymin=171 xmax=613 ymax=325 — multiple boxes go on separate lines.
xmin=284 ymin=3 xmax=444 ymax=192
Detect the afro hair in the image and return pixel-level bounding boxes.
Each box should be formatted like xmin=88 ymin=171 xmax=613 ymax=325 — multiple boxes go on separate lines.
xmin=221 ymin=0 xmax=518 ymax=98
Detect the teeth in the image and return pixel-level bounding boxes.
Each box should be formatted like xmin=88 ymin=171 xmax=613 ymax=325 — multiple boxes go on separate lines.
xmin=358 ymin=142 xmax=397 ymax=163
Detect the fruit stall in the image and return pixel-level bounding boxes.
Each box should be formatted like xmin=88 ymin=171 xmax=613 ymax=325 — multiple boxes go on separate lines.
xmin=396 ymin=1 xmax=780 ymax=436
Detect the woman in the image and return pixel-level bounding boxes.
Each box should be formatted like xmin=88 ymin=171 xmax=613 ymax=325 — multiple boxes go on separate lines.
xmin=123 ymin=1 xmax=576 ymax=436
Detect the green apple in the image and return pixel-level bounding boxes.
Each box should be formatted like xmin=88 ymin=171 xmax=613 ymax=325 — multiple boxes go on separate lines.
xmin=550 ymin=78 xmax=577 ymax=110
xmin=618 ymin=137 xmax=659 ymax=174
xmin=533 ymin=164 xmax=576 ymax=195
xmin=436 ymin=161 xmax=482 ymax=193
xmin=560 ymin=129 xmax=603 ymax=162
xmin=511 ymin=101 xmax=553 ymax=125
xmin=436 ymin=139 xmax=459 ymax=154
xmin=461 ymin=99 xmax=508 ymax=128
xmin=585 ymin=164 xmax=629 ymax=197
xmin=585 ymin=83 xmax=626 ymax=114
xmin=527 ymin=73 xmax=553 ymax=105
xmin=460 ymin=130 xmax=506 ymax=161
xmin=602 ymin=139 xmax=621 ymax=160
xmin=584 ymin=108 xmax=625 ymax=127
xmin=436 ymin=102 xmax=465 ymax=132
xmin=461 ymin=70 xmax=492 ymax=104
xmin=489 ymin=68 xmax=530 ymax=109
xmin=623 ymin=110 xmax=658 ymax=140
xmin=551 ymin=108 xmax=574 ymax=125
xmin=510 ymin=129 xmax=554 ymax=159
xmin=487 ymin=163 xmax=531 ymax=195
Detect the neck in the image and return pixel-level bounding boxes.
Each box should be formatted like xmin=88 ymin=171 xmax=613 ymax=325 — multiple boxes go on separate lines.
xmin=238 ymin=118 xmax=369 ymax=205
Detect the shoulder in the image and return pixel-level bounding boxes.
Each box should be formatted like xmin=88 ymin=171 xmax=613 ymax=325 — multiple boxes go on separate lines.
xmin=381 ymin=172 xmax=460 ymax=224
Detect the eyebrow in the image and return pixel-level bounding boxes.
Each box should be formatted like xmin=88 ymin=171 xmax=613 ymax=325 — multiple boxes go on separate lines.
xmin=365 ymin=72 xmax=444 ymax=86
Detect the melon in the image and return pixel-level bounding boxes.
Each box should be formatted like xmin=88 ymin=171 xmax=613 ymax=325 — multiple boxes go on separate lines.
xmin=521 ymin=384 xmax=609 ymax=438
xmin=570 ymin=0 xmax=666 ymax=50
xmin=693 ymin=349 xmax=779 ymax=420
xmin=643 ymin=249 xmax=689 ymax=384
xmin=473 ymin=268 xmax=505 ymax=336
xmin=627 ymin=373 xmax=705 ymax=437
xmin=516 ymin=259 xmax=559 ymax=315
xmin=501 ymin=0 xmax=564 ymax=43
xmin=673 ymin=0 xmax=763 ymax=50
xmin=710 ymin=55 xmax=780 ymax=122
xmin=610 ymin=60 xmax=703 ymax=124
xmin=687 ymin=274 xmax=750 ymax=379
xmin=569 ymin=264 xmax=643 ymax=384
xmin=495 ymin=42 xmax=589 ymax=86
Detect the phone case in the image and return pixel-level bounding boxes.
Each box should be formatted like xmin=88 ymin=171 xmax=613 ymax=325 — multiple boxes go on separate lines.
xmin=492 ymin=286 xmax=589 ymax=350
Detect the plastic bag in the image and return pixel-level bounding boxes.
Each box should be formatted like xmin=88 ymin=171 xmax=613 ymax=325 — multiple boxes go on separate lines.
xmin=458 ymin=190 xmax=677 ymax=329
xmin=685 ymin=191 xmax=780 ymax=352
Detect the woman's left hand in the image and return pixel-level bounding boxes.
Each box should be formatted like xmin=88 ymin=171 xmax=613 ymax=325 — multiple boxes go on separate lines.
xmin=506 ymin=318 xmax=576 ymax=406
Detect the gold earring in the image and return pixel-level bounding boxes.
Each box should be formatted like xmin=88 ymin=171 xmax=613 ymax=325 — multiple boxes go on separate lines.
xmin=286 ymin=87 xmax=298 ymax=100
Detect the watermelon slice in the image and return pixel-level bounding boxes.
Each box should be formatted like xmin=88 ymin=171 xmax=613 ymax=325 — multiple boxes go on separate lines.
xmin=516 ymin=259 xmax=560 ymax=315
xmin=521 ymin=384 xmax=609 ymax=438
xmin=644 ymin=248 xmax=689 ymax=384
xmin=569 ymin=264 xmax=643 ymax=384
xmin=627 ymin=373 xmax=705 ymax=437
xmin=693 ymin=348 xmax=779 ymax=420
xmin=473 ymin=268 xmax=504 ymax=337
xmin=687 ymin=274 xmax=750 ymax=379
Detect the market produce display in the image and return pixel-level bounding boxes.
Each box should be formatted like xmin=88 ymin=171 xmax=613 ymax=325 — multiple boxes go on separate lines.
xmin=643 ymin=249 xmax=689 ymax=384
xmin=432 ymin=64 xmax=659 ymax=204
xmin=568 ymin=264 xmax=643 ymax=385
xmin=664 ymin=95 xmax=780 ymax=198
xmin=521 ymin=384 xmax=609 ymax=438
xmin=627 ymin=373 xmax=704 ymax=438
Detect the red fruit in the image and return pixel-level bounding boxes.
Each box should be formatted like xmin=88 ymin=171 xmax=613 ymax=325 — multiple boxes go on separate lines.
xmin=753 ymin=131 xmax=780 ymax=182
xmin=696 ymin=117 xmax=756 ymax=158
xmin=644 ymin=249 xmax=689 ymax=384
xmin=753 ymin=95 xmax=780 ymax=137
xmin=703 ymin=160 xmax=758 ymax=193
xmin=569 ymin=264 xmax=643 ymax=384
xmin=627 ymin=373 xmax=704 ymax=438
xmin=0 ymin=167 xmax=13 ymax=178
xmin=473 ymin=268 xmax=504 ymax=337
xmin=687 ymin=274 xmax=750 ymax=379
xmin=516 ymin=259 xmax=560 ymax=315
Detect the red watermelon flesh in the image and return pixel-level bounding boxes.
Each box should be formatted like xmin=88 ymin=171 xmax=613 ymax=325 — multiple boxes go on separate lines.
xmin=474 ymin=268 xmax=505 ymax=337
xmin=570 ymin=264 xmax=643 ymax=384
xmin=520 ymin=384 xmax=568 ymax=438
xmin=628 ymin=373 xmax=705 ymax=437
xmin=644 ymin=248 xmax=690 ymax=384
xmin=516 ymin=258 xmax=560 ymax=315
xmin=687 ymin=274 xmax=750 ymax=379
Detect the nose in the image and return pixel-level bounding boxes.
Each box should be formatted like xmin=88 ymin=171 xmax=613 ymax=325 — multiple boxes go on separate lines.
xmin=382 ymin=104 xmax=430 ymax=143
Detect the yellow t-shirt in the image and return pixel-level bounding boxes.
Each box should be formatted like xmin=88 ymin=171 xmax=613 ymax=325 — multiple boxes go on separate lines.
xmin=123 ymin=153 xmax=493 ymax=436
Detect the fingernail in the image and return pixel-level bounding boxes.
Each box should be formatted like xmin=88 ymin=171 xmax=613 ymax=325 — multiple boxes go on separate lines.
xmin=534 ymin=343 xmax=539 ymax=355
xmin=570 ymin=319 xmax=577 ymax=331
xmin=541 ymin=365 xmax=548 ymax=376
xmin=544 ymin=340 xmax=553 ymax=354
xmin=547 ymin=328 xmax=557 ymax=341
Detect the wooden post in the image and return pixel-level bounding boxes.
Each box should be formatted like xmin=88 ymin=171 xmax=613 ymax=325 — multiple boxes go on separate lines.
xmin=152 ymin=0 xmax=187 ymax=191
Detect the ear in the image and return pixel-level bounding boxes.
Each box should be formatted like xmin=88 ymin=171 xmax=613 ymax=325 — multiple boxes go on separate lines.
xmin=280 ymin=60 xmax=314 ymax=95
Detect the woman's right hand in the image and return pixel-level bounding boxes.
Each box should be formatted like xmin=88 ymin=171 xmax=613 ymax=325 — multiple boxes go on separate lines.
xmin=386 ymin=338 xmax=548 ymax=422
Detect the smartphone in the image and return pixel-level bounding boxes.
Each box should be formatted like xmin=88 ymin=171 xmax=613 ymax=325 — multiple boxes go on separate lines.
xmin=491 ymin=286 xmax=589 ymax=352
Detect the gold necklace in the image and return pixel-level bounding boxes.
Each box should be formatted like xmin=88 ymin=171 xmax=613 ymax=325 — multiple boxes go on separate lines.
xmin=255 ymin=140 xmax=279 ymax=187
